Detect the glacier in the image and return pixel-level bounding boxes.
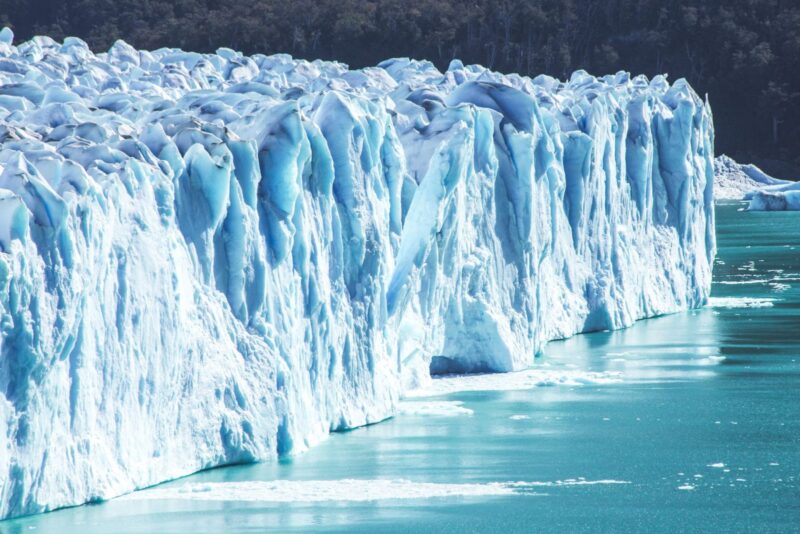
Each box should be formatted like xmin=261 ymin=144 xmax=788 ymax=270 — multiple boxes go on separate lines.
xmin=712 ymin=155 xmax=799 ymax=210
xmin=0 ymin=29 xmax=715 ymax=519
xmin=713 ymin=155 xmax=791 ymax=201
xmin=714 ymin=155 xmax=800 ymax=211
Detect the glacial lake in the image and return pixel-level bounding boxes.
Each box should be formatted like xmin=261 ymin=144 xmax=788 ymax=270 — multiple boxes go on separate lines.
xmin=3 ymin=201 xmax=799 ymax=533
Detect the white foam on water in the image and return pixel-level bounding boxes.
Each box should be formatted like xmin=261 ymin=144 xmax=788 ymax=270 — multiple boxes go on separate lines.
xmin=122 ymin=478 xmax=631 ymax=503
xmin=707 ymin=297 xmax=776 ymax=309
xmin=405 ymin=369 xmax=622 ymax=398
xmin=538 ymin=479 xmax=630 ymax=487
xmin=718 ymin=275 xmax=800 ymax=286
xmin=707 ymin=463 xmax=725 ymax=468
xmin=509 ymin=415 xmax=530 ymax=420
xmin=397 ymin=401 xmax=473 ymax=416
xmin=677 ymin=484 xmax=695 ymax=491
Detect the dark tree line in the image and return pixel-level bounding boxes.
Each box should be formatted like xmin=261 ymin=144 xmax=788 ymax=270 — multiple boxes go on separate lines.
xmin=1 ymin=0 xmax=798 ymax=175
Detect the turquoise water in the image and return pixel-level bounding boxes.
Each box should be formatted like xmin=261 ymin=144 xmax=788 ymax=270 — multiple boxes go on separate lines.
xmin=4 ymin=202 xmax=799 ymax=533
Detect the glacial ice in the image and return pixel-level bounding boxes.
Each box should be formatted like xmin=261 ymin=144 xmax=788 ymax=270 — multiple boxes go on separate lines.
xmin=0 ymin=28 xmax=715 ymax=519
xmin=706 ymin=297 xmax=776 ymax=309
xmin=713 ymin=155 xmax=790 ymax=201
xmin=747 ymin=181 xmax=800 ymax=211
xmin=403 ymin=368 xmax=623 ymax=397
xmin=713 ymin=154 xmax=799 ymax=210
xmin=396 ymin=400 xmax=474 ymax=417
xmin=121 ymin=477 xmax=630 ymax=504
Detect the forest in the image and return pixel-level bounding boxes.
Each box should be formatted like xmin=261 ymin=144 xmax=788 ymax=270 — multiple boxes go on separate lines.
xmin=1 ymin=0 xmax=798 ymax=176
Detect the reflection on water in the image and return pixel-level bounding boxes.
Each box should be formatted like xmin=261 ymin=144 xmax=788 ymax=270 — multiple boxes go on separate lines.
xmin=3 ymin=202 xmax=800 ymax=533
xmin=543 ymin=306 xmax=724 ymax=382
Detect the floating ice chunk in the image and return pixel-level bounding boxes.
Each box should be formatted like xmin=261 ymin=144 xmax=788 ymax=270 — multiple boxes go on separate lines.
xmin=706 ymin=297 xmax=776 ymax=308
xmin=397 ymin=401 xmax=474 ymax=416
xmin=747 ymin=182 xmax=800 ymax=211
xmin=123 ymin=478 xmax=630 ymax=503
xmin=405 ymin=369 xmax=622 ymax=398
xmin=122 ymin=479 xmax=524 ymax=503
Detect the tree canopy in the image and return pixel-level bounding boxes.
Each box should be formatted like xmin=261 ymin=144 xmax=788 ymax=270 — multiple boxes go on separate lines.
xmin=1 ymin=0 xmax=798 ymax=175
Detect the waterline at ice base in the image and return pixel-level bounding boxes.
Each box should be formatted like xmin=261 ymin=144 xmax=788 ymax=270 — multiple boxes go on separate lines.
xmin=0 ymin=30 xmax=714 ymax=519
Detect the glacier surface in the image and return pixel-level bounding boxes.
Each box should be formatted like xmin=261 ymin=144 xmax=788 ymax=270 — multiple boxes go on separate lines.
xmin=0 ymin=29 xmax=715 ymax=518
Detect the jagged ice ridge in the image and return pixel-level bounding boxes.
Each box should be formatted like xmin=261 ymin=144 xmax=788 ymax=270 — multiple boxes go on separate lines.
xmin=0 ymin=28 xmax=715 ymax=518
xmin=713 ymin=154 xmax=790 ymax=201
xmin=711 ymin=154 xmax=799 ymax=210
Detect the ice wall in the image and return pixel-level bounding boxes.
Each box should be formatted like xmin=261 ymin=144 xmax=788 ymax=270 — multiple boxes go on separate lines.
xmin=0 ymin=30 xmax=715 ymax=518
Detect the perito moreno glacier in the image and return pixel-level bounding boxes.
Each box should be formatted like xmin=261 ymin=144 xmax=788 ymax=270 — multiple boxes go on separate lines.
xmin=0 ymin=28 xmax=715 ymax=519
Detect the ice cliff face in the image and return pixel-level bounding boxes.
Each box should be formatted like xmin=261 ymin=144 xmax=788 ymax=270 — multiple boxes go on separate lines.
xmin=0 ymin=29 xmax=715 ymax=518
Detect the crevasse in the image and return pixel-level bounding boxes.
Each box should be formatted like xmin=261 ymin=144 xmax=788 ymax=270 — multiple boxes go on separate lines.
xmin=0 ymin=30 xmax=715 ymax=519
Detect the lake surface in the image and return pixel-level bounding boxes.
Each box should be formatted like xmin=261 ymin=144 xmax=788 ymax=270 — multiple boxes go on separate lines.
xmin=4 ymin=201 xmax=799 ymax=533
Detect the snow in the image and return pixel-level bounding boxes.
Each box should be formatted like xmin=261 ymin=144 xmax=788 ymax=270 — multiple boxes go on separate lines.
xmin=0 ymin=30 xmax=714 ymax=519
